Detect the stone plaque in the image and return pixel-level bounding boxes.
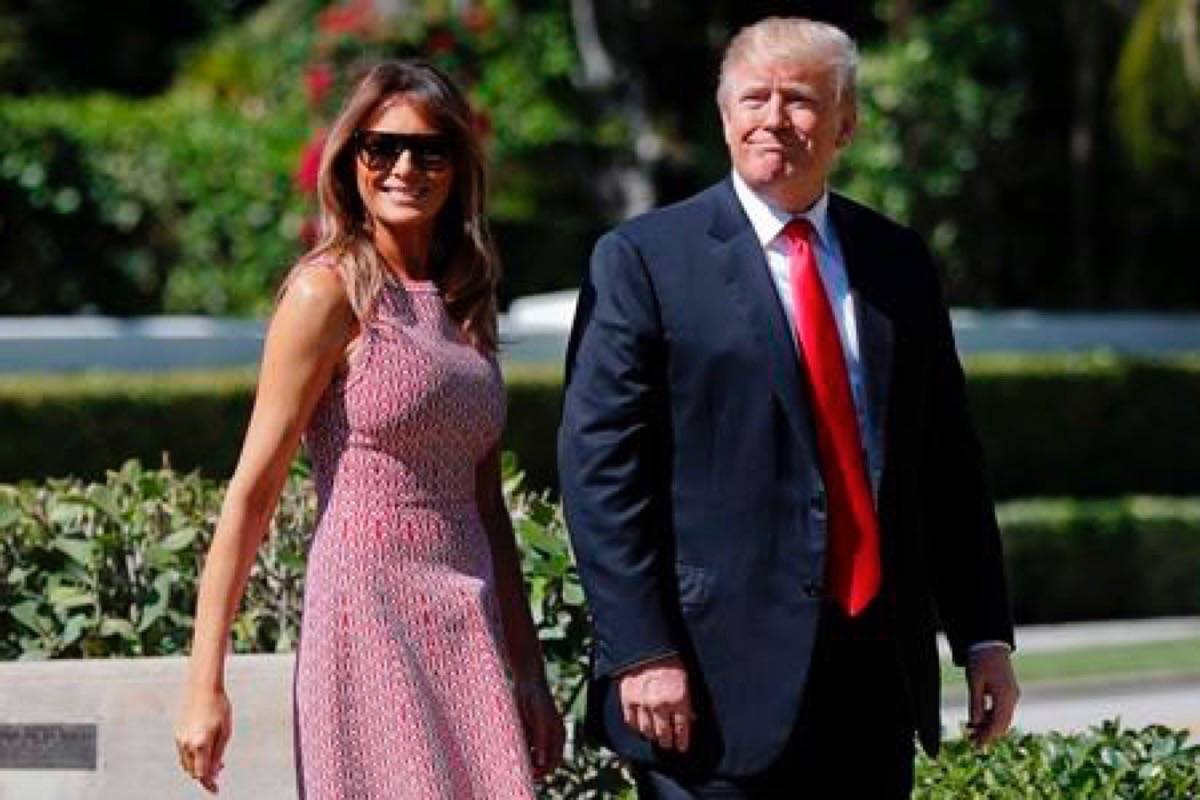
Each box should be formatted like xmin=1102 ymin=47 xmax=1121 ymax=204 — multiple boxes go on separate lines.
xmin=0 ymin=724 xmax=97 ymax=769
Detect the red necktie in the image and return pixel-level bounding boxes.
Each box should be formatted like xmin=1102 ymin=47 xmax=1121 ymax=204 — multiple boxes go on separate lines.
xmin=784 ymin=218 xmax=881 ymax=616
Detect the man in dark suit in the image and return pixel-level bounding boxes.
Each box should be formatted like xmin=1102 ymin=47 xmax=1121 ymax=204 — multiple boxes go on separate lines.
xmin=558 ymin=16 xmax=1019 ymax=799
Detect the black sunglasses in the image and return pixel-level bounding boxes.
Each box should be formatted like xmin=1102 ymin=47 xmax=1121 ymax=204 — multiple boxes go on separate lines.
xmin=353 ymin=130 xmax=453 ymax=173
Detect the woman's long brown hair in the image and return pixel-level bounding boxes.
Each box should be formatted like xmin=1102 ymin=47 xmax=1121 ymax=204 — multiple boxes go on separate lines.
xmin=285 ymin=59 xmax=499 ymax=353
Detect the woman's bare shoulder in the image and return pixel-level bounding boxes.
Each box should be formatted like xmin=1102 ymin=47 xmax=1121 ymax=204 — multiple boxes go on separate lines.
xmin=275 ymin=259 xmax=356 ymax=341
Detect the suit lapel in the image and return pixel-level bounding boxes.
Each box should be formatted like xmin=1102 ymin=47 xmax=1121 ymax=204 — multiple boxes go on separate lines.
xmin=707 ymin=180 xmax=816 ymax=448
xmin=829 ymin=194 xmax=894 ymax=464
xmin=704 ymin=184 xmax=897 ymax=464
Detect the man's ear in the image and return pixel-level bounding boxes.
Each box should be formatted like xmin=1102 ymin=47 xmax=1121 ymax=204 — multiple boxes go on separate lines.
xmin=717 ymin=100 xmax=735 ymax=147
xmin=835 ymin=103 xmax=858 ymax=149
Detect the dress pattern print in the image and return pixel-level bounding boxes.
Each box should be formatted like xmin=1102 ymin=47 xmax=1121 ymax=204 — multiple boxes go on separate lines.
xmin=294 ymin=272 xmax=535 ymax=799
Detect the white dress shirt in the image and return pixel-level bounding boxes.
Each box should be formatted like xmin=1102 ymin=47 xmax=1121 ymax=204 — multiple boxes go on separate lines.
xmin=730 ymin=170 xmax=883 ymax=500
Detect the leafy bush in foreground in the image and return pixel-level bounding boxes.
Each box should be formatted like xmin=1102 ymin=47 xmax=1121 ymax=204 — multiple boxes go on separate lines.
xmin=916 ymin=722 xmax=1200 ymax=799
xmin=0 ymin=460 xmax=307 ymax=659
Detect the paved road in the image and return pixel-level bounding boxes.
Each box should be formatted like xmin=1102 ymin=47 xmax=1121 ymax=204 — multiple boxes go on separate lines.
xmin=4 ymin=310 xmax=1200 ymax=372
xmin=939 ymin=615 xmax=1200 ymax=657
xmin=939 ymin=616 xmax=1200 ymax=741
xmin=943 ymin=675 xmax=1200 ymax=741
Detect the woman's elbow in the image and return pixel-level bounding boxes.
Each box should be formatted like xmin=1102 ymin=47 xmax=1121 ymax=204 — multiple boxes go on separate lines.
xmin=223 ymin=473 xmax=284 ymax=529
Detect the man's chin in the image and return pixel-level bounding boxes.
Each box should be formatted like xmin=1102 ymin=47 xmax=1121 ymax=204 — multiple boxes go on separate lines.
xmin=742 ymin=167 xmax=804 ymax=192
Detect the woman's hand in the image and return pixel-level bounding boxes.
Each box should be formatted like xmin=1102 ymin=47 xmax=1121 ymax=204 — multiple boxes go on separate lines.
xmin=515 ymin=679 xmax=565 ymax=781
xmin=174 ymin=686 xmax=233 ymax=794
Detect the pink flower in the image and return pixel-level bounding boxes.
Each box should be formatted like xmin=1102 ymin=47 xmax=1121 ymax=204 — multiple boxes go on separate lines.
xmin=295 ymin=129 xmax=328 ymax=194
xmin=473 ymin=110 xmax=492 ymax=140
xmin=318 ymin=0 xmax=373 ymax=37
xmin=305 ymin=63 xmax=335 ymax=109
xmin=299 ymin=217 xmax=320 ymax=249
xmin=426 ymin=29 xmax=457 ymax=55
xmin=463 ymin=6 xmax=494 ymax=34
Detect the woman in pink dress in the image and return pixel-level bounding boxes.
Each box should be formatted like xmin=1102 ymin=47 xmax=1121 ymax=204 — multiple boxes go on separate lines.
xmin=174 ymin=60 xmax=564 ymax=798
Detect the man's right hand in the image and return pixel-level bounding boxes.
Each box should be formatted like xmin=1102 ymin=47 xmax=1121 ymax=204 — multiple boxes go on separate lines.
xmin=617 ymin=655 xmax=694 ymax=752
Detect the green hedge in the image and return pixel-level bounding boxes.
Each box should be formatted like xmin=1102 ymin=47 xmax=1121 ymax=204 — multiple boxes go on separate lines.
xmin=966 ymin=354 xmax=1200 ymax=499
xmin=0 ymin=365 xmax=564 ymax=489
xmin=2 ymin=466 xmax=1195 ymax=663
xmin=0 ymin=91 xmax=308 ymax=316
xmin=1001 ymin=497 xmax=1200 ymax=623
xmin=3 ymin=354 xmax=1200 ymax=497
xmin=1 ymin=463 xmax=1198 ymax=796
xmin=0 ymin=369 xmax=258 ymax=483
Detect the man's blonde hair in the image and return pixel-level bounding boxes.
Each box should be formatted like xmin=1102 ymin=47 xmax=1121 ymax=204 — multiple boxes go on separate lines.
xmin=717 ymin=17 xmax=858 ymax=108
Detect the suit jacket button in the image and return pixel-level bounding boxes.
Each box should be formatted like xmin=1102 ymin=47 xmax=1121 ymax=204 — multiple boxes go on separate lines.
xmin=804 ymin=581 xmax=823 ymax=598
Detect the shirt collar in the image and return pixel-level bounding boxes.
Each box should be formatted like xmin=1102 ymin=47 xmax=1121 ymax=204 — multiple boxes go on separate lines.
xmin=730 ymin=169 xmax=832 ymax=250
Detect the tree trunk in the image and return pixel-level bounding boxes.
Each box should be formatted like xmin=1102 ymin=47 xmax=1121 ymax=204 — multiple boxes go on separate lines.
xmin=1065 ymin=0 xmax=1101 ymax=305
xmin=569 ymin=0 xmax=659 ymax=218
xmin=889 ymin=0 xmax=917 ymax=40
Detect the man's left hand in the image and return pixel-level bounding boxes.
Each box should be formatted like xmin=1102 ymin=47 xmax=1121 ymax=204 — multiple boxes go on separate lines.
xmin=964 ymin=647 xmax=1019 ymax=746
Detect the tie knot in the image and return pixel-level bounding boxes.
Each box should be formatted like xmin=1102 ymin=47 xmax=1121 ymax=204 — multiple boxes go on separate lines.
xmin=783 ymin=217 xmax=814 ymax=249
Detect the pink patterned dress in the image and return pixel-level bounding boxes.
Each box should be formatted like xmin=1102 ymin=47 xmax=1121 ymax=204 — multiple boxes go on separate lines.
xmin=294 ymin=273 xmax=535 ymax=799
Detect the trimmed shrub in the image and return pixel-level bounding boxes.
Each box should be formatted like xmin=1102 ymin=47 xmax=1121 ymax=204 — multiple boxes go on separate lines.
xmin=501 ymin=364 xmax=564 ymax=493
xmin=2 ymin=354 xmax=1199 ymax=497
xmin=0 ymin=364 xmax=562 ymax=489
xmin=0 ymin=370 xmax=258 ymax=483
xmin=1001 ymin=496 xmax=1200 ymax=623
xmin=967 ymin=353 xmax=1200 ymax=499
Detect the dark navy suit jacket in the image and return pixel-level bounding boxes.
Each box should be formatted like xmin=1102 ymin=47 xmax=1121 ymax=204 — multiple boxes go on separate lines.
xmin=557 ymin=179 xmax=1014 ymax=776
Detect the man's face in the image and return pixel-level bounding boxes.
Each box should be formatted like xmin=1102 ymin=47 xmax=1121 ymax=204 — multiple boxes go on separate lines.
xmin=720 ymin=55 xmax=856 ymax=211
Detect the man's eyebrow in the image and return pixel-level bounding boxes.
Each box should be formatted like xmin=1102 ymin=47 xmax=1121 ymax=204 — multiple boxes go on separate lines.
xmin=730 ymin=81 xmax=770 ymax=93
xmin=731 ymin=81 xmax=817 ymax=94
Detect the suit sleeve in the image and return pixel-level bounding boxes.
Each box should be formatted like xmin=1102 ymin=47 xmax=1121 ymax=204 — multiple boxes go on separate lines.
xmin=557 ymin=230 xmax=678 ymax=677
xmin=914 ymin=233 xmax=1016 ymax=666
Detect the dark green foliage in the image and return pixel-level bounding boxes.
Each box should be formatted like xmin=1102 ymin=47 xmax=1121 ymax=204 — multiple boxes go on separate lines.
xmin=915 ymin=722 xmax=1200 ymax=799
xmin=833 ymin=0 xmax=1200 ymax=310
xmin=2 ymin=355 xmax=1198 ymax=500
xmin=501 ymin=365 xmax=563 ymax=494
xmin=0 ymin=365 xmax=562 ymax=488
xmin=5 ymin=0 xmax=1200 ymax=313
xmin=500 ymin=453 xmax=632 ymax=797
xmin=839 ymin=0 xmax=1026 ymax=304
xmin=2 ymin=463 xmax=1198 ymax=795
xmin=0 ymin=91 xmax=308 ymax=316
xmin=0 ymin=0 xmax=266 ymax=96
xmin=965 ymin=354 xmax=1200 ymax=498
xmin=2 ymin=465 xmax=1197 ymax=639
xmin=0 ymin=370 xmax=257 ymax=482
xmin=1000 ymin=497 xmax=1200 ymax=624
xmin=0 ymin=460 xmax=309 ymax=660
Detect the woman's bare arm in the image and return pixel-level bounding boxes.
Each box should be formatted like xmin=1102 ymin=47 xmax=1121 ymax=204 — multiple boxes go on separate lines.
xmin=176 ymin=267 xmax=353 ymax=790
xmin=474 ymin=447 xmax=544 ymax=684
xmin=474 ymin=446 xmax=564 ymax=778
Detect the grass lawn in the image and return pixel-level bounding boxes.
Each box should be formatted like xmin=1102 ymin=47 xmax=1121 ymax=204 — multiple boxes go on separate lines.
xmin=940 ymin=637 xmax=1200 ymax=693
